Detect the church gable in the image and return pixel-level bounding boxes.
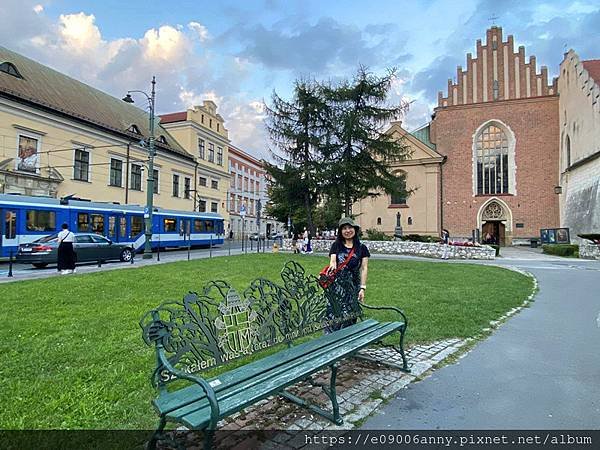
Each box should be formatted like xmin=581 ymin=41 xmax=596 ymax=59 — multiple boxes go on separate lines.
xmin=438 ymin=26 xmax=557 ymax=108
xmin=386 ymin=121 xmax=443 ymax=162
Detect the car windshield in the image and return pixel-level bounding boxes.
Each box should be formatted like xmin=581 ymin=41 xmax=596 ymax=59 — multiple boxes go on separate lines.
xmin=35 ymin=234 xmax=59 ymax=243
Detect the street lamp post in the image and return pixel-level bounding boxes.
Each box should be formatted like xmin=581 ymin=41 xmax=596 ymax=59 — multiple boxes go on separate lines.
xmin=123 ymin=76 xmax=156 ymax=259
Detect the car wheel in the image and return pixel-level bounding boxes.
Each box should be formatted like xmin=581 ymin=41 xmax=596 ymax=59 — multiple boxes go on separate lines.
xmin=120 ymin=248 xmax=133 ymax=262
xmin=32 ymin=263 xmax=48 ymax=269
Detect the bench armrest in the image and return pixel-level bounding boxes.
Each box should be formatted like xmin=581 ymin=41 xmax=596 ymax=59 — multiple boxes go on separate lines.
xmin=362 ymin=303 xmax=409 ymax=329
xmin=157 ymin=347 xmax=221 ymax=428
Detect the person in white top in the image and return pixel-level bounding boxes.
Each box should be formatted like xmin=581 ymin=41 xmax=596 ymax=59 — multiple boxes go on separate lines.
xmin=57 ymin=223 xmax=76 ymax=274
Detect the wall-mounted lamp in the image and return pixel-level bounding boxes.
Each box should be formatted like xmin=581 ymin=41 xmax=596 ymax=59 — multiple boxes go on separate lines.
xmin=554 ymin=186 xmax=563 ymax=194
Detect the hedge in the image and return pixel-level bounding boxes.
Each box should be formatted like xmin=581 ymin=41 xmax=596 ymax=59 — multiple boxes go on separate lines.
xmin=542 ymin=244 xmax=579 ymax=257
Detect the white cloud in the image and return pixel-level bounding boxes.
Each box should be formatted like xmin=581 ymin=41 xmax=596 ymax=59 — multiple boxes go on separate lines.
xmin=33 ymin=4 xmax=43 ymax=14
xmin=142 ymin=25 xmax=190 ymax=62
xmin=58 ymin=12 xmax=103 ymax=54
xmin=188 ymin=22 xmax=210 ymax=42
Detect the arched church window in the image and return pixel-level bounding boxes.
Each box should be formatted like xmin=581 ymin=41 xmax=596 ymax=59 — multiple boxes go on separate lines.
xmin=390 ymin=171 xmax=407 ymax=205
xmin=475 ymin=125 xmax=509 ymax=195
xmin=377 ymin=217 xmax=382 ymax=225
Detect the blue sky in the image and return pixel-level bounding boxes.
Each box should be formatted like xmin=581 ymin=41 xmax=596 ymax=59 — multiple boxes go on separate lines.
xmin=1 ymin=0 xmax=599 ymax=159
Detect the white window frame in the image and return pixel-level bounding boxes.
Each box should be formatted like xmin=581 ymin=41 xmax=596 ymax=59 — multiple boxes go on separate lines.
xmin=73 ymin=147 xmax=91 ymax=182
xmin=108 ymin=157 xmax=124 ymax=187
xmin=172 ymin=173 xmax=180 ymax=197
xmin=130 ymin=163 xmax=144 ymax=192
xmin=471 ymin=120 xmax=517 ymax=196
xmin=15 ymin=131 xmax=42 ymax=174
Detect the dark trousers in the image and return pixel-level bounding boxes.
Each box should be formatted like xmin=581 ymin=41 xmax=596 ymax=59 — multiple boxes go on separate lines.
xmin=58 ymin=242 xmax=76 ymax=270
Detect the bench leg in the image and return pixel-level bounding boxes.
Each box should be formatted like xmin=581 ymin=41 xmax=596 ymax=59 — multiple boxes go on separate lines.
xmin=279 ymin=364 xmax=343 ymax=426
xmin=147 ymin=416 xmax=167 ymax=450
xmin=395 ymin=326 xmax=411 ymax=372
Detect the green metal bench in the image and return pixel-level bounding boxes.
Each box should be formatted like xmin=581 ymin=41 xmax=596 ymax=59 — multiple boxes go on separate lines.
xmin=140 ymin=261 xmax=409 ymax=448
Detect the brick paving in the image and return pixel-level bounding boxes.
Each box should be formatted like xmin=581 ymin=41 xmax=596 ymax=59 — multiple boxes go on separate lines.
xmin=164 ymin=338 xmax=474 ymax=449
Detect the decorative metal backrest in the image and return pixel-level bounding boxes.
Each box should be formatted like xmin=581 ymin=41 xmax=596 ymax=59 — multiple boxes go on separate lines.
xmin=140 ymin=261 xmax=361 ymax=383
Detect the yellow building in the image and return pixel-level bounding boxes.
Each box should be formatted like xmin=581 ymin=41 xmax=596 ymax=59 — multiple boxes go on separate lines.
xmin=354 ymin=121 xmax=444 ymax=237
xmin=0 ymin=45 xmax=198 ymax=212
xmin=160 ymin=102 xmax=230 ymax=225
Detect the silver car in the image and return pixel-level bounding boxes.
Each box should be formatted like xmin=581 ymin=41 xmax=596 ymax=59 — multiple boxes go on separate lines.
xmin=16 ymin=233 xmax=135 ymax=268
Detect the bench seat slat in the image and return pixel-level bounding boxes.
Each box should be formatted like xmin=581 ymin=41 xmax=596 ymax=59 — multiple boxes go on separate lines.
xmin=155 ymin=319 xmax=384 ymax=413
xmin=169 ymin=321 xmax=403 ymax=429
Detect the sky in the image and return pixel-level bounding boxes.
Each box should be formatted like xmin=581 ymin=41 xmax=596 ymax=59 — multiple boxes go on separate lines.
xmin=1 ymin=0 xmax=599 ymax=160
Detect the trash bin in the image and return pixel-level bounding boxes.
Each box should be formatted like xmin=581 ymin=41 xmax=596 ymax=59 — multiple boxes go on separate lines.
xmin=530 ymin=239 xmax=539 ymax=248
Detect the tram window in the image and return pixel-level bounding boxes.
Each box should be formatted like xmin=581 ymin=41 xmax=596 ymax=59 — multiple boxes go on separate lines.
xmin=26 ymin=210 xmax=56 ymax=232
xmin=91 ymin=214 xmax=105 ymax=234
xmin=130 ymin=216 xmax=143 ymax=237
xmin=77 ymin=213 xmax=90 ymax=232
xmin=204 ymin=220 xmax=214 ymax=233
xmin=163 ymin=218 xmax=177 ymax=232
xmin=4 ymin=211 xmax=16 ymax=239
xmin=194 ymin=219 xmax=204 ymax=232
xmin=108 ymin=216 xmax=116 ymax=238
xmin=119 ymin=217 xmax=126 ymax=238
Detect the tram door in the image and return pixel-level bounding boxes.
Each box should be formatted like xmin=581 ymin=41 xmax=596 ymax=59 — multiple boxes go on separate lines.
xmin=107 ymin=214 xmax=126 ymax=243
xmin=1 ymin=209 xmax=18 ymax=257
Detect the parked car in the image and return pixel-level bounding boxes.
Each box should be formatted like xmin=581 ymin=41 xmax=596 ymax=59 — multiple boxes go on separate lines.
xmin=248 ymin=232 xmax=266 ymax=241
xmin=270 ymin=232 xmax=284 ymax=240
xmin=16 ymin=233 xmax=135 ymax=268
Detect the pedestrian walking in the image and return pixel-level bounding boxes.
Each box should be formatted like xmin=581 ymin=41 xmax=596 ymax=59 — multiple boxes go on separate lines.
xmin=57 ymin=223 xmax=76 ymax=274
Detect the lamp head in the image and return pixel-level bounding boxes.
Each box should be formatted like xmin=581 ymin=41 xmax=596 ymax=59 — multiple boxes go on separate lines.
xmin=122 ymin=94 xmax=135 ymax=103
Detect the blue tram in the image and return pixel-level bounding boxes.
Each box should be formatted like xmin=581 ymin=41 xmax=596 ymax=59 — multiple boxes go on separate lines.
xmin=0 ymin=193 xmax=224 ymax=258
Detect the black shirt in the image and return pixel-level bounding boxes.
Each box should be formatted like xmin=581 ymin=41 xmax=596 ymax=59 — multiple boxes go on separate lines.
xmin=328 ymin=241 xmax=370 ymax=277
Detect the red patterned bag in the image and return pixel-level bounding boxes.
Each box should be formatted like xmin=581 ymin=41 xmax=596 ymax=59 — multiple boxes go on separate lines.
xmin=318 ymin=247 xmax=355 ymax=289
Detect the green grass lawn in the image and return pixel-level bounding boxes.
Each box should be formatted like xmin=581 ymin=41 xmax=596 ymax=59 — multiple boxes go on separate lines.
xmin=0 ymin=254 xmax=533 ymax=429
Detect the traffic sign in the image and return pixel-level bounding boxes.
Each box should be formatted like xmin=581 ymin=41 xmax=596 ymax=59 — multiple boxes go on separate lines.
xmin=240 ymin=204 xmax=247 ymax=217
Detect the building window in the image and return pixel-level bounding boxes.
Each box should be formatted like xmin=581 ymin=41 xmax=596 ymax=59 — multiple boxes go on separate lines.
xmin=209 ymin=118 xmax=213 ymax=128
xmin=201 ymin=114 xmax=204 ymax=124
xmin=152 ymin=169 xmax=159 ymax=194
xmin=211 ymin=180 xmax=218 ymax=190
xmin=109 ymin=159 xmax=123 ymax=187
xmin=172 ymin=174 xmax=180 ymax=197
xmin=199 ymin=176 xmax=207 ymax=187
xmin=130 ymin=164 xmax=142 ymax=191
xmin=163 ymin=218 xmax=177 ymax=232
xmin=217 ymin=123 xmax=220 ymax=132
xmin=198 ymin=138 xmax=205 ymax=159
xmin=217 ymin=146 xmax=223 ymax=165
xmin=184 ymin=177 xmax=191 ymax=199
xmin=17 ymin=134 xmax=40 ymax=173
xmin=26 ymin=210 xmax=55 ymax=232
xmin=230 ymin=172 xmax=235 ymax=187
xmin=0 ymin=61 xmax=23 ymax=78
xmin=475 ymin=124 xmax=509 ymax=195
xmin=211 ymin=202 xmax=218 ymax=213
xmin=390 ymin=172 xmax=407 ymax=205
xmin=74 ymin=148 xmax=90 ymax=181
xmin=208 ymin=143 xmax=215 ymax=162
xmin=376 ymin=217 xmax=382 ymax=225
xmin=198 ymin=200 xmax=207 ymax=212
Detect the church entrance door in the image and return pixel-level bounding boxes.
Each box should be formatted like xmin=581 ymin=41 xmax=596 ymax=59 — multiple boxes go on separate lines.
xmin=482 ymin=221 xmax=506 ymax=246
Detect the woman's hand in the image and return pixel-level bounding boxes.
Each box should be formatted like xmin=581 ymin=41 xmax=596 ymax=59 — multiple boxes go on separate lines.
xmin=327 ymin=262 xmax=337 ymax=274
xmin=358 ymin=288 xmax=365 ymax=303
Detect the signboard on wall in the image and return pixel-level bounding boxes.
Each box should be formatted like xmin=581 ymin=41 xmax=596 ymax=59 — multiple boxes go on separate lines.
xmin=540 ymin=228 xmax=570 ymax=244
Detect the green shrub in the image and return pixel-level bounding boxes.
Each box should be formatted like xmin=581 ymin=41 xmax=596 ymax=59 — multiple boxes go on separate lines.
xmin=364 ymin=229 xmax=393 ymax=241
xmin=400 ymin=234 xmax=439 ymax=243
xmin=490 ymin=244 xmax=500 ymax=256
xmin=542 ymin=244 xmax=579 ymax=257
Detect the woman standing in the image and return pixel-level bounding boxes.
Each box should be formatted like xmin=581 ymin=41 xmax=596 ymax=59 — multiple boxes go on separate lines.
xmin=57 ymin=223 xmax=76 ymax=274
xmin=325 ymin=217 xmax=370 ymax=330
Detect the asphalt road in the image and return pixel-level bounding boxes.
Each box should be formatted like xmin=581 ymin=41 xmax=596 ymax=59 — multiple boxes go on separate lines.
xmin=361 ymin=257 xmax=600 ymax=429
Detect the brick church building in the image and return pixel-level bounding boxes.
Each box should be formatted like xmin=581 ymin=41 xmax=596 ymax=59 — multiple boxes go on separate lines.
xmin=430 ymin=26 xmax=560 ymax=245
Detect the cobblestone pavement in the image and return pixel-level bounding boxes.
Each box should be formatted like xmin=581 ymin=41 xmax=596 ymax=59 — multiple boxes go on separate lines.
xmin=160 ymin=339 xmax=470 ymax=449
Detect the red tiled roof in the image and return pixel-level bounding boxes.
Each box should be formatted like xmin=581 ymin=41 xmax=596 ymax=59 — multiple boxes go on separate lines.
xmin=159 ymin=111 xmax=187 ymax=123
xmin=582 ymin=60 xmax=600 ymax=86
